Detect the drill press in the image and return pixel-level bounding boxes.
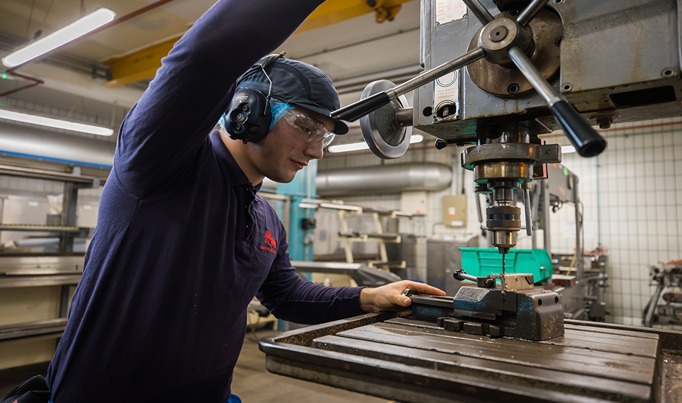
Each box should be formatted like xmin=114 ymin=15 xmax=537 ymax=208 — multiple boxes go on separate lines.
xmin=332 ymin=0 xmax=578 ymax=273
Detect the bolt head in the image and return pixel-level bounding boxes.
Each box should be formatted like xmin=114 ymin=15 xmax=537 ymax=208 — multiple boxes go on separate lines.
xmin=489 ymin=26 xmax=509 ymax=42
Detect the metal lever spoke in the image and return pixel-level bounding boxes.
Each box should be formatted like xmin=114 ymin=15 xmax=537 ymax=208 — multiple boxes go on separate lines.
xmin=331 ymin=47 xmax=486 ymax=122
xmin=462 ymin=0 xmax=494 ymax=25
xmin=508 ymin=46 xmax=561 ymax=106
xmin=508 ymin=46 xmax=606 ymax=157
xmin=516 ymin=0 xmax=550 ymax=26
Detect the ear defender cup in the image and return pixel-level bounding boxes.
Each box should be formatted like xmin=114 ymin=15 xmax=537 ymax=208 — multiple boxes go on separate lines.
xmin=224 ymin=88 xmax=272 ymax=143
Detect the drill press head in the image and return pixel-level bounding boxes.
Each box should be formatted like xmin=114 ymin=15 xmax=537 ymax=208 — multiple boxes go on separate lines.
xmin=462 ymin=128 xmax=559 ymax=254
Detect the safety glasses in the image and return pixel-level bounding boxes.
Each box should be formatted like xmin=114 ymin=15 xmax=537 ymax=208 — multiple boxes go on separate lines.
xmin=282 ymin=109 xmax=336 ymax=147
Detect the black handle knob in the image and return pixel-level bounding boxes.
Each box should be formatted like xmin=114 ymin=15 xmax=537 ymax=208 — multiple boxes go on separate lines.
xmin=549 ymin=100 xmax=607 ymax=157
xmin=435 ymin=139 xmax=448 ymax=150
xmin=331 ymin=92 xmax=391 ymax=122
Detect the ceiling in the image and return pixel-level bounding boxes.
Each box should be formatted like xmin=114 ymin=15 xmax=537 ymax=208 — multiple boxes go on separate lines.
xmin=0 ymin=0 xmax=423 ymax=146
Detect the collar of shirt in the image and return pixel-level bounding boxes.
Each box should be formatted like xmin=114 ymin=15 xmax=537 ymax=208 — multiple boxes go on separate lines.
xmin=210 ymin=130 xmax=263 ymax=193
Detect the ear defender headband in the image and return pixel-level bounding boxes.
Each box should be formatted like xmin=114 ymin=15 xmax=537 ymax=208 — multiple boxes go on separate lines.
xmin=223 ymin=53 xmax=285 ymax=143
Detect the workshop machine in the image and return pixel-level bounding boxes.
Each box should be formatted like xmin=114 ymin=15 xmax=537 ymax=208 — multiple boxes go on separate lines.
xmin=643 ymin=262 xmax=682 ymax=327
xmin=261 ymin=0 xmax=682 ymax=401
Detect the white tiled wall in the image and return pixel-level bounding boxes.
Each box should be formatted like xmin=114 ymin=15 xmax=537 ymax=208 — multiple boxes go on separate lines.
xmin=557 ymin=118 xmax=682 ymax=326
xmin=319 ymin=118 xmax=682 ymax=327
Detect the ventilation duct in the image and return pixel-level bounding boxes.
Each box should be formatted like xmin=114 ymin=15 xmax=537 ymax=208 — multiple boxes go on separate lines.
xmin=0 ymin=121 xmax=115 ymax=168
xmin=316 ymin=163 xmax=451 ymax=196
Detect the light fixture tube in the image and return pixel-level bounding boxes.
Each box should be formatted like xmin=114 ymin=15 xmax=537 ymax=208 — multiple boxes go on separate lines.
xmin=328 ymin=134 xmax=424 ymax=154
xmin=2 ymin=8 xmax=116 ymax=68
xmin=0 ymin=109 xmax=114 ymax=136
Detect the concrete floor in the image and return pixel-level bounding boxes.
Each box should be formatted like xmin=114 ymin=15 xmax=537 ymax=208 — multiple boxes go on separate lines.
xmin=234 ymin=329 xmax=389 ymax=402
xmin=0 ymin=330 xmax=389 ymax=402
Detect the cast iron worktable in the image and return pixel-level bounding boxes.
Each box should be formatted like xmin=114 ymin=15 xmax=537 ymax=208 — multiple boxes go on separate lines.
xmin=259 ymin=313 xmax=682 ymax=402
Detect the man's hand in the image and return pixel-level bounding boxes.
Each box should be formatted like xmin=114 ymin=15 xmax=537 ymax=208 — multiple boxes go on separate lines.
xmin=359 ymin=280 xmax=446 ymax=313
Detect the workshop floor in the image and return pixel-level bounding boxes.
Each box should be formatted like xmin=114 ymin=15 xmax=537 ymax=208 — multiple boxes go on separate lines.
xmin=0 ymin=330 xmax=388 ymax=402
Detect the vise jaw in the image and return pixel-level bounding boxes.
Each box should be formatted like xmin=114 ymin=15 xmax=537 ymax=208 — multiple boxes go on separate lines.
xmin=409 ymin=273 xmax=564 ymax=341
xmin=451 ymin=285 xmax=564 ymax=341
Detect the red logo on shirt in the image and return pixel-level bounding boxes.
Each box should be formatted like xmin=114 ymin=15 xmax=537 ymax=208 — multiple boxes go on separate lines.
xmin=260 ymin=230 xmax=277 ymax=254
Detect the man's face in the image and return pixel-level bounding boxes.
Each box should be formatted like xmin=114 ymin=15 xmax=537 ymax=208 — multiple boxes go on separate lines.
xmin=248 ymin=107 xmax=335 ymax=183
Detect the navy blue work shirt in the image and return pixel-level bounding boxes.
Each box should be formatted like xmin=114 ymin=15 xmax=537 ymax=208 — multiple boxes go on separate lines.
xmin=46 ymin=1 xmax=364 ymax=401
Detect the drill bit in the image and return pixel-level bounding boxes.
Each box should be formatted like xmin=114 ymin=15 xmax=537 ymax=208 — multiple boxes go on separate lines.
xmin=502 ymin=253 xmax=506 ymax=276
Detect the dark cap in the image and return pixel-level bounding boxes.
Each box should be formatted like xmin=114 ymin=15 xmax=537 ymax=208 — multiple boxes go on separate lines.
xmin=236 ymin=55 xmax=348 ymax=134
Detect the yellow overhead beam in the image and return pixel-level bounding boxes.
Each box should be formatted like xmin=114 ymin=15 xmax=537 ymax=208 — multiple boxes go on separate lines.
xmin=104 ymin=34 xmax=182 ymax=87
xmin=297 ymin=0 xmax=412 ymax=32
xmin=103 ymin=0 xmax=413 ymax=87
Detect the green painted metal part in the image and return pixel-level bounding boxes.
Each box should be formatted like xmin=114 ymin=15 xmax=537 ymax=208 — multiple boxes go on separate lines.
xmin=459 ymin=247 xmax=553 ymax=283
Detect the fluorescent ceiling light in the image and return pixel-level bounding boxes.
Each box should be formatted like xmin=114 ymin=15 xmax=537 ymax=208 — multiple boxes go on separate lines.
xmin=0 ymin=109 xmax=114 ymax=136
xmin=2 ymin=8 xmax=116 ymax=68
xmin=328 ymin=134 xmax=424 ymax=154
xmin=561 ymin=145 xmax=576 ymax=154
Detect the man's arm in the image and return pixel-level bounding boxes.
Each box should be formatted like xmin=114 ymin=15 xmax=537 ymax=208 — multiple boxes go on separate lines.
xmin=359 ymin=280 xmax=445 ymax=313
xmin=115 ymin=0 xmax=325 ymax=195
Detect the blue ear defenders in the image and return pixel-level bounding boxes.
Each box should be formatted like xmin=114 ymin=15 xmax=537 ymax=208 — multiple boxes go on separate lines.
xmin=224 ymin=53 xmax=284 ymax=143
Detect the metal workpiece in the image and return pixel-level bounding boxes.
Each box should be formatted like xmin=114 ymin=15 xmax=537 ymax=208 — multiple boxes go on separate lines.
xmin=260 ymin=314 xmax=681 ymax=403
xmin=500 ymin=273 xmax=535 ymax=291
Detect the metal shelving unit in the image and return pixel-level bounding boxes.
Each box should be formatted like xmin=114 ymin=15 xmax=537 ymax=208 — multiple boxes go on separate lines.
xmin=301 ymin=199 xmax=421 ymax=270
xmin=0 ymin=162 xmax=99 ymax=350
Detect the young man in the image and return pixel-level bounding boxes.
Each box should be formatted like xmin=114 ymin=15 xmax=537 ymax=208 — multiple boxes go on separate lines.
xmin=44 ymin=1 xmax=444 ymax=402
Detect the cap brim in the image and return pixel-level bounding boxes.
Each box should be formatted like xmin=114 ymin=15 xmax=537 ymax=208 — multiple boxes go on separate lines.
xmin=295 ymin=103 xmax=349 ymax=135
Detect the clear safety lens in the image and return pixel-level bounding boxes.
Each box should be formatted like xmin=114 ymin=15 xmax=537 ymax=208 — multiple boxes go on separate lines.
xmin=282 ymin=110 xmax=336 ymax=147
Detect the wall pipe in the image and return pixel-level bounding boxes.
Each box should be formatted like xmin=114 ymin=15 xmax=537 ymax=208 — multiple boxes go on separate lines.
xmin=316 ymin=162 xmax=451 ymax=196
xmin=0 ymin=121 xmax=115 ymax=168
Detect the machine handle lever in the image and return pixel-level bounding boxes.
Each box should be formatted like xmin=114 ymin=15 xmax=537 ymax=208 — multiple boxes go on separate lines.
xmin=550 ymin=101 xmax=606 ymax=157
xmin=331 ymin=92 xmax=390 ymax=122
xmin=516 ymin=0 xmax=550 ymax=26
xmin=332 ymin=47 xmax=486 ymax=122
xmin=454 ymin=270 xmax=497 ymax=288
xmin=508 ymin=46 xmax=607 ymax=157
xmin=462 ymin=0 xmax=494 ymax=25
xmin=453 ymin=269 xmax=477 ymax=282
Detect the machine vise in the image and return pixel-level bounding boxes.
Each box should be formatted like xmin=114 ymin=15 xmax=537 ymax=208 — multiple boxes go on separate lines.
xmin=408 ymin=270 xmax=564 ymax=340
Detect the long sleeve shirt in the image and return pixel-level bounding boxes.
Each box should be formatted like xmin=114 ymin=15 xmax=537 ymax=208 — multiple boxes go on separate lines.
xmin=46 ymin=1 xmax=364 ymax=401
